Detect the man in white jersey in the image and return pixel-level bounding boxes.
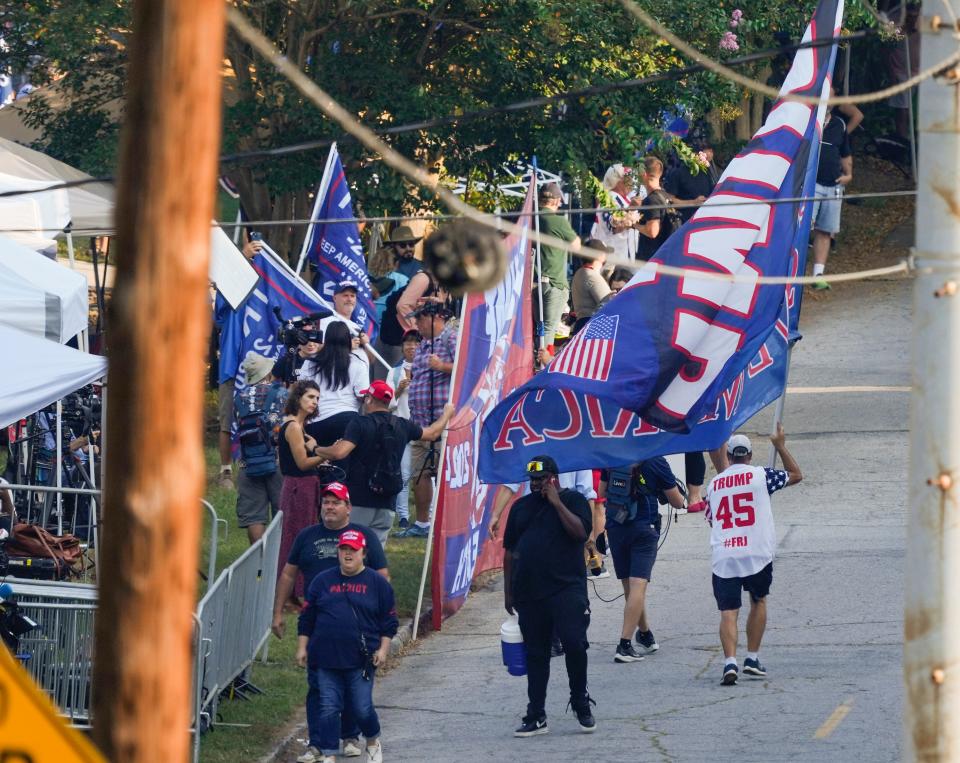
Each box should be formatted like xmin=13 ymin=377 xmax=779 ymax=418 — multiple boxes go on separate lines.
xmin=706 ymin=424 xmax=801 ymax=685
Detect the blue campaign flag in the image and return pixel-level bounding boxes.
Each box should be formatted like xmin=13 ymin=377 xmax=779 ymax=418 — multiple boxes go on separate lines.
xmin=218 ymin=243 xmax=333 ymax=392
xmin=479 ymin=0 xmax=842 ymax=483
xmin=298 ymin=144 xmax=378 ymax=338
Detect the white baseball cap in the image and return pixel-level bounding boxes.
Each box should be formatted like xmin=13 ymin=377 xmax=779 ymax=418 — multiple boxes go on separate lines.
xmin=726 ymin=434 xmax=752 ymax=457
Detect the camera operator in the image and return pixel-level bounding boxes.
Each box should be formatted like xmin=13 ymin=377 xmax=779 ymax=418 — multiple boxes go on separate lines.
xmin=598 ymin=458 xmax=685 ymax=663
xmin=394 ymin=301 xmax=457 ymax=538
xmin=273 ymin=323 xmax=322 ymax=386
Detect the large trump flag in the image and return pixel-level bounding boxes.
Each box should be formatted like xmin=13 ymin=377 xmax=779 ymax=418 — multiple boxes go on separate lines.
xmin=480 ymin=0 xmax=843 ymax=483
xmin=432 ymin=179 xmax=536 ymax=627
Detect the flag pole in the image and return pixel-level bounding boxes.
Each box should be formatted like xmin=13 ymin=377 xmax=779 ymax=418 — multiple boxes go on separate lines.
xmin=412 ymin=293 xmax=467 ymax=640
xmin=531 ymin=158 xmax=545 ymax=357
xmin=295 ymin=142 xmax=337 ymax=277
xmin=766 ymin=345 xmax=794 ymax=468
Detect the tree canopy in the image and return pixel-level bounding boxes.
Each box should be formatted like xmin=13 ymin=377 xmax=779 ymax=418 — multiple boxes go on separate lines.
xmin=2 ymin=0 xmax=873 ymax=257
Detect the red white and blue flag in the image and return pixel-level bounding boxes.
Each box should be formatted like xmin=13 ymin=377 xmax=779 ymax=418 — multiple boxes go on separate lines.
xmin=479 ymin=0 xmax=842 ymax=483
xmin=431 ymin=178 xmax=536 ymax=628
xmin=298 ymin=144 xmax=378 ymax=338
xmin=550 ymin=314 xmax=619 ymax=381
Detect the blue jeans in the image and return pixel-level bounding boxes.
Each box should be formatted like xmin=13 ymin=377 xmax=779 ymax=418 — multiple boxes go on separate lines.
xmin=306 ymin=677 xmax=361 ymax=749
xmin=308 ymin=667 xmax=380 ymax=754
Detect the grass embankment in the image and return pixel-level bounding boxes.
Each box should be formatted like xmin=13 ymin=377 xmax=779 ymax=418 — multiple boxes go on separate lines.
xmin=198 ymin=442 xmax=428 ymax=763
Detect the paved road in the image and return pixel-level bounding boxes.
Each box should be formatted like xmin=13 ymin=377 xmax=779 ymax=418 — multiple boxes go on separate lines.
xmin=338 ymin=277 xmax=911 ymax=762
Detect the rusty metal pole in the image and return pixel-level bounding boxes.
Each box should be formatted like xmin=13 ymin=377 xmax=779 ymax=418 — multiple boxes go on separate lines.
xmin=91 ymin=0 xmax=225 ymax=760
xmin=906 ymin=4 xmax=960 ymax=759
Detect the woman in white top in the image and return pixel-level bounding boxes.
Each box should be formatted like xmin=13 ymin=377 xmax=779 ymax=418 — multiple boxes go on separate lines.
xmin=302 ymin=321 xmax=366 ymax=448
xmin=591 ymin=163 xmax=643 ymax=260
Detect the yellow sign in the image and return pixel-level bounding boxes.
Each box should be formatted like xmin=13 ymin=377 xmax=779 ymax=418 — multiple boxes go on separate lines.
xmin=0 ymin=644 xmax=106 ymax=761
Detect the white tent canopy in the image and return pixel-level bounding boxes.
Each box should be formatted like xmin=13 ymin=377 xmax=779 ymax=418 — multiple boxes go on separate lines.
xmin=0 ymin=135 xmax=114 ymax=235
xmin=0 ymin=233 xmax=88 ymax=342
xmin=0 ymin=324 xmax=107 ymax=428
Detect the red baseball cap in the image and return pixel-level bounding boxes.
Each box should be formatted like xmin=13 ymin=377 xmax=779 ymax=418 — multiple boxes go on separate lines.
xmin=338 ymin=529 xmax=366 ymax=550
xmin=359 ymin=379 xmax=394 ymax=403
xmin=321 ymin=482 xmax=350 ymax=502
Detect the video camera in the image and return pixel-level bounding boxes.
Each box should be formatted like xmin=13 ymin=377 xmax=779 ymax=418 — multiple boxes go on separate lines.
xmin=410 ymin=300 xmax=455 ymax=321
xmin=62 ymin=386 xmax=102 ymax=435
xmin=272 ymin=306 xmax=331 ymax=348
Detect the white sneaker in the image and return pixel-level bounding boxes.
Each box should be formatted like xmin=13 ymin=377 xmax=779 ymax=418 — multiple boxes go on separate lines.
xmin=366 ymin=740 xmax=383 ymax=763
xmin=296 ymin=747 xmax=324 ymax=763
xmin=343 ymin=737 xmax=363 ymax=757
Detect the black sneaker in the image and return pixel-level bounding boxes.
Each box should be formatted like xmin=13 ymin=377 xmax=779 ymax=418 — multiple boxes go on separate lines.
xmin=743 ymin=658 xmax=767 ymax=678
xmin=514 ymin=715 xmax=549 ymax=737
xmin=614 ymin=643 xmax=645 ymax=663
xmin=722 ymin=663 xmax=739 ymax=685
xmin=569 ymin=695 xmax=597 ymax=733
xmin=635 ymin=629 xmax=659 ymax=654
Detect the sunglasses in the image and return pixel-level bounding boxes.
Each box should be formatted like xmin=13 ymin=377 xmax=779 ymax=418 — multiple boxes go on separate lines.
xmin=394 ymin=242 xmax=416 ymax=249
xmin=527 ymin=461 xmax=547 ymax=473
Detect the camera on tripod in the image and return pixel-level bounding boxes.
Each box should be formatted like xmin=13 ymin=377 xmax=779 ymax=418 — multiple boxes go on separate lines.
xmin=61 ymin=387 xmax=102 ymax=435
xmin=272 ymin=306 xmax=331 ymax=348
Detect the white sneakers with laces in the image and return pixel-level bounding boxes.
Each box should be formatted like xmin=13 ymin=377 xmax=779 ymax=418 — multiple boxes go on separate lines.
xmin=342 ymin=738 xmax=363 ymax=757
xmin=366 ymin=740 xmax=383 ymax=763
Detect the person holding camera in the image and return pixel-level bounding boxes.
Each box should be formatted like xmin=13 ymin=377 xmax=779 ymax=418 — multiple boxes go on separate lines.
xmin=278 ymin=380 xmax=328 ymax=602
xmin=599 ymin=458 xmax=686 ymax=663
xmin=503 ymin=456 xmax=596 ymax=737
xmin=296 ymin=529 xmax=397 ymax=763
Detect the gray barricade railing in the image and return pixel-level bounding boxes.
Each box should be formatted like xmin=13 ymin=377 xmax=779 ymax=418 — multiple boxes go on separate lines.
xmin=9 ymin=579 xmax=98 ymax=727
xmin=191 ymin=510 xmax=283 ymax=763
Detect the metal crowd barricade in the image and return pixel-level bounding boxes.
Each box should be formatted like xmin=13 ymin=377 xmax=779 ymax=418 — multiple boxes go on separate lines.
xmin=9 ymin=578 xmax=98 ymax=727
xmin=191 ymin=510 xmax=282 ymax=763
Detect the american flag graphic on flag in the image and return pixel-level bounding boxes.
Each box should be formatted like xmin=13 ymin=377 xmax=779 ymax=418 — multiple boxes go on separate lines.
xmin=549 ymin=314 xmax=620 ymax=381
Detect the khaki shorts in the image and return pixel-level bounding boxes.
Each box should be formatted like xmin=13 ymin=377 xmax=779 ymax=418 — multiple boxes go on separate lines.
xmin=218 ymin=380 xmax=235 ymax=432
xmin=410 ymin=439 xmax=440 ymax=483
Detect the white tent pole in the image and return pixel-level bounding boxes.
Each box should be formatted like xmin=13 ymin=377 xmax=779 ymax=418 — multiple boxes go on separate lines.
xmin=295 ymin=143 xmax=337 ymax=277
xmin=55 ymin=400 xmax=63 ymax=534
xmin=88 ymin=436 xmax=100 ymax=577
xmin=66 ymin=230 xmax=77 ymax=269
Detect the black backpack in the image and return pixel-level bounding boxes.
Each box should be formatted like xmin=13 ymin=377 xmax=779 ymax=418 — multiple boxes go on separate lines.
xmin=366 ymin=414 xmax=406 ymax=497
xmin=648 ymin=190 xmax=683 ymax=240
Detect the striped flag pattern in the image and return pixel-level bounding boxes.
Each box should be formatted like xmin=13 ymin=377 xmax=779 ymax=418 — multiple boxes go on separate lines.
xmin=549 ymin=314 xmax=620 ymax=381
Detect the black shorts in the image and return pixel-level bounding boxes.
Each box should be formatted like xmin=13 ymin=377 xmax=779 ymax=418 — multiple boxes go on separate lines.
xmin=606 ymin=520 xmax=659 ymax=581
xmin=712 ymin=563 xmax=773 ymax=611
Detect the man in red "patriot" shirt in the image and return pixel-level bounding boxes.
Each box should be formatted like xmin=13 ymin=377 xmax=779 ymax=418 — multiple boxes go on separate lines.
xmin=705 ymin=424 xmax=801 ymax=685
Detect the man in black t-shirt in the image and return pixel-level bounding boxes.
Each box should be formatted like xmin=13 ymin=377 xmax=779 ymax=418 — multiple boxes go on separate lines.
xmin=810 ymin=110 xmax=853 ymax=290
xmin=314 ymin=380 xmax=454 ymax=543
xmin=636 ymin=156 xmax=680 ymax=261
xmin=503 ymin=455 xmax=596 ymax=738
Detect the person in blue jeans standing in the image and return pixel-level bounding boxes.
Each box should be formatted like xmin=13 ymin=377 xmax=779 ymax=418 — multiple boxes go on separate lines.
xmin=296 ymin=529 xmax=397 ymax=763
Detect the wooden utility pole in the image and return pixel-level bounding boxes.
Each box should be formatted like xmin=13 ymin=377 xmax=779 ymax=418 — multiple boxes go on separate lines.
xmin=92 ymin=0 xmax=225 ymax=759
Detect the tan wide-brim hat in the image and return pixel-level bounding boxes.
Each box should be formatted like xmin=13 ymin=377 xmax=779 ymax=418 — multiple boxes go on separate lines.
xmin=386 ymin=224 xmax=423 ymax=244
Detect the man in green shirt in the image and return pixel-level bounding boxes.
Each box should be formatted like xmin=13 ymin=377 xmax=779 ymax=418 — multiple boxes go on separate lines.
xmin=535 ymin=182 xmax=580 ymax=353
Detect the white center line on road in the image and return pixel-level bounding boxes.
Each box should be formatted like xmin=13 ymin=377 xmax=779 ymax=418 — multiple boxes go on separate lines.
xmin=814 ymin=698 xmax=854 ymax=739
xmin=788 ymin=385 xmax=911 ymax=394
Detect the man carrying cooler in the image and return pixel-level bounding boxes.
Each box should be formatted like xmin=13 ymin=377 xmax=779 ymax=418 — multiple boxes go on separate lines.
xmin=706 ymin=424 xmax=802 ymax=685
